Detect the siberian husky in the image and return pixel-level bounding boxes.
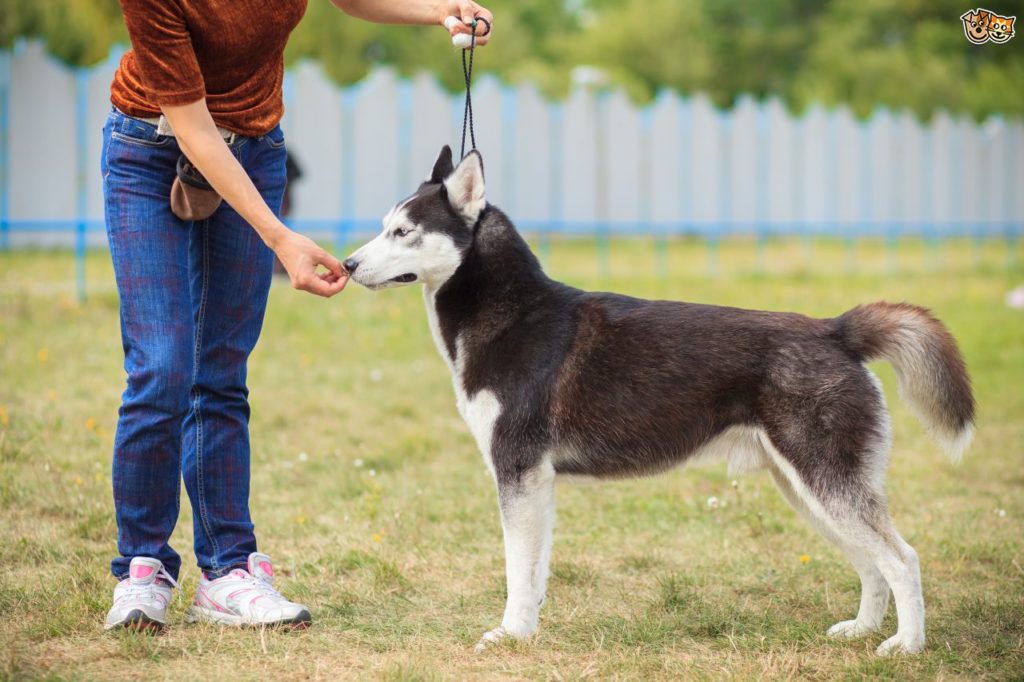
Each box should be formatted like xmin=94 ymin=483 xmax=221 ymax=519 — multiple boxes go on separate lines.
xmin=343 ymin=146 xmax=975 ymax=656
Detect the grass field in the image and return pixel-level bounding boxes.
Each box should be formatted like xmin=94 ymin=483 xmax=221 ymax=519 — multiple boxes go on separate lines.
xmin=1 ymin=238 xmax=1023 ymax=680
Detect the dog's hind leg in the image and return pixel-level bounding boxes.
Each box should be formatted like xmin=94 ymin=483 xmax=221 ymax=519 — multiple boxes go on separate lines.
xmin=476 ymin=459 xmax=556 ymax=652
xmin=767 ymin=463 xmax=890 ymax=639
xmin=856 ymin=512 xmax=924 ymax=656
xmin=764 ymin=440 xmax=925 ymax=656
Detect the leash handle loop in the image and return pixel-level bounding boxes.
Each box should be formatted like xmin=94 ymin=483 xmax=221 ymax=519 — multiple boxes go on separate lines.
xmin=458 ymin=16 xmax=485 ymax=159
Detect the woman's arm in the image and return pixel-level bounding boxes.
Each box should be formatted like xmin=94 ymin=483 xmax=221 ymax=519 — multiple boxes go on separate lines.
xmin=330 ymin=0 xmax=493 ymax=45
xmin=161 ymin=100 xmax=347 ymax=298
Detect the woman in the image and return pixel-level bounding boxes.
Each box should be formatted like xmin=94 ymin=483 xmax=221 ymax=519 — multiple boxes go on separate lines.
xmin=103 ymin=0 xmax=493 ymax=631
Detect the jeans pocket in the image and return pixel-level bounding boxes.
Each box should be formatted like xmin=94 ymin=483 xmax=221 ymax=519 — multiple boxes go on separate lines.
xmin=110 ymin=132 xmax=173 ymax=149
xmin=264 ymin=126 xmax=286 ymax=149
xmin=110 ymin=114 xmax=173 ymax=149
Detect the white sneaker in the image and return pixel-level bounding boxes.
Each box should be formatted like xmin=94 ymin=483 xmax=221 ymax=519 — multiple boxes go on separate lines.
xmin=104 ymin=557 xmax=177 ymax=631
xmin=185 ymin=552 xmax=311 ymax=628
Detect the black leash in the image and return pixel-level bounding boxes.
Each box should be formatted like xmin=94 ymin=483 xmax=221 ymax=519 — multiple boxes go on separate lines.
xmin=459 ymin=17 xmax=490 ymax=160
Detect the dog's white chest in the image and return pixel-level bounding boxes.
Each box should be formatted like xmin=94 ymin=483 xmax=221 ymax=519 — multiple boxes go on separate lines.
xmin=425 ymin=288 xmax=501 ymax=476
xmin=455 ymin=387 xmax=501 ymax=476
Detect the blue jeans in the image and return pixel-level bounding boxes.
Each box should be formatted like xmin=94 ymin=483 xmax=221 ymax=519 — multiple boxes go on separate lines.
xmin=102 ymin=108 xmax=286 ymax=581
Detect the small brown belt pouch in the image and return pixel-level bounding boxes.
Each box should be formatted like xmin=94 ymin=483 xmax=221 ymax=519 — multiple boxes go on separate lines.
xmin=171 ymin=155 xmax=222 ymax=221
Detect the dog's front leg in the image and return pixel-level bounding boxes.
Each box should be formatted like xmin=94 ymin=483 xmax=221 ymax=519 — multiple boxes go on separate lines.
xmin=476 ymin=460 xmax=556 ymax=652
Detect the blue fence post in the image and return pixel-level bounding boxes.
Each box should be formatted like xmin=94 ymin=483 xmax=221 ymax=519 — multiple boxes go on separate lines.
xmin=638 ymin=107 xmax=661 ymax=278
xmin=502 ymin=87 xmax=517 ymax=218
xmin=1004 ymin=122 xmax=1016 ymax=268
xmin=397 ymin=79 xmax=413 ymax=199
xmin=340 ymin=87 xmax=358 ymax=250
xmin=827 ymin=110 xmax=840 ymax=273
xmin=921 ymin=125 xmax=938 ymax=271
xmin=74 ymin=68 xmax=88 ymax=302
xmin=711 ymin=110 xmax=730 ymax=278
xmin=970 ymin=122 xmax=987 ymax=266
xmin=755 ymin=102 xmax=770 ymax=273
xmin=885 ymin=114 xmax=900 ymax=274
xmin=975 ymin=126 xmax=989 ymax=267
xmin=594 ymin=92 xmax=609 ymax=279
xmin=790 ymin=114 xmax=807 ymax=268
xmin=950 ymin=120 xmax=964 ymax=264
xmin=543 ymin=103 xmax=562 ymax=267
xmin=0 ymin=50 xmax=9 ymax=252
xmin=678 ymin=97 xmax=692 ymax=266
xmin=858 ymin=120 xmax=872 ymax=273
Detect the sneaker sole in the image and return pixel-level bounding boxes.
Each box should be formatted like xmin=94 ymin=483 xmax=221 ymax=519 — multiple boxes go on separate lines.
xmin=185 ymin=605 xmax=312 ymax=629
xmin=105 ymin=609 xmax=165 ymax=633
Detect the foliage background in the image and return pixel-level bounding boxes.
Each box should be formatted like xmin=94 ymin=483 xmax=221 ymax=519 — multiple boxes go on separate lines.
xmin=2 ymin=0 xmax=1022 ymax=120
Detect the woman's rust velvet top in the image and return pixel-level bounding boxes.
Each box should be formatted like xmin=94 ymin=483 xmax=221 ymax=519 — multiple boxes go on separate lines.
xmin=111 ymin=0 xmax=308 ymax=136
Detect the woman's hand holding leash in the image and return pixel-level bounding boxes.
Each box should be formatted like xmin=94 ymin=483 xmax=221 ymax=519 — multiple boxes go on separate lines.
xmin=330 ymin=1 xmax=492 ymax=44
xmin=440 ymin=1 xmax=493 ymax=46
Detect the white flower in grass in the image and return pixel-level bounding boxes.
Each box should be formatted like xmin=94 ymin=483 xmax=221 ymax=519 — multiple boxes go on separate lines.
xmin=368 ymin=469 xmax=377 ymax=477
xmin=354 ymin=458 xmax=364 ymax=468
xmin=298 ymin=452 xmax=309 ymax=462
xmin=995 ymin=508 xmax=1007 ymax=518
xmin=369 ymin=368 xmax=383 ymax=382
xmin=707 ymin=496 xmax=720 ymax=510
xmin=1006 ymin=286 xmax=1024 ymax=310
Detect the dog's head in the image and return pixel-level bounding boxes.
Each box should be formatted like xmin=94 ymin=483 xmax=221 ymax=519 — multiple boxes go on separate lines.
xmin=344 ymin=145 xmax=485 ymax=291
xmin=961 ymin=9 xmax=991 ymax=44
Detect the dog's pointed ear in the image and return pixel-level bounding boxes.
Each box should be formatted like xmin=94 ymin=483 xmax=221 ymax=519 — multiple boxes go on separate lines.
xmin=444 ymin=151 xmax=485 ymax=224
xmin=428 ymin=145 xmax=454 ymax=184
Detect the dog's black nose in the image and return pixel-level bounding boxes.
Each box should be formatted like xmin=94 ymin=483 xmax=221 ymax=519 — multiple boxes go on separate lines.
xmin=343 ymin=258 xmax=359 ymax=274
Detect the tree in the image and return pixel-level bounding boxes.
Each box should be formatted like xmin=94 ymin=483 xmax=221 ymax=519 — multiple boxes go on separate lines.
xmin=1 ymin=0 xmax=126 ymax=66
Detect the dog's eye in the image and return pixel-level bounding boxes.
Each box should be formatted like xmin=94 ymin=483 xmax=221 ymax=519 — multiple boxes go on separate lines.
xmin=394 ymin=227 xmax=410 ymax=238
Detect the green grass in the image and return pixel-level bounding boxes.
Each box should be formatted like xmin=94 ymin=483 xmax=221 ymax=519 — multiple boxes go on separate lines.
xmin=1 ymin=238 xmax=1022 ymax=680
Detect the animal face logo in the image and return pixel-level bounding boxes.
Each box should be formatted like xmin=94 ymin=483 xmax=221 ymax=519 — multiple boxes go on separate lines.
xmin=961 ymin=10 xmax=991 ymax=43
xmin=987 ymin=13 xmax=1016 ymax=42
xmin=961 ymin=8 xmax=1015 ymax=44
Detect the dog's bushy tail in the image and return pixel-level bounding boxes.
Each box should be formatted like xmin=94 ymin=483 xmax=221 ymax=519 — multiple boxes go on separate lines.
xmin=835 ymin=302 xmax=975 ymax=462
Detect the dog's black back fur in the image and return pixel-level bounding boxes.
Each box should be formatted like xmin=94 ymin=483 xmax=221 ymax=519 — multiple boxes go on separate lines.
xmin=431 ymin=206 xmax=855 ymax=491
xmin=413 ymin=177 xmax=972 ymax=498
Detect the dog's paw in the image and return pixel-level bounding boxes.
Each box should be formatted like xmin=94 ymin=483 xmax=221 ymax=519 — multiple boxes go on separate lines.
xmin=474 ymin=626 xmax=508 ymax=653
xmin=827 ymin=619 xmax=877 ymax=639
xmin=875 ymin=633 xmax=925 ymax=657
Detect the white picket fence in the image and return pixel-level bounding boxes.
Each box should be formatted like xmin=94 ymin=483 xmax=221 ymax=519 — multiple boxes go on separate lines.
xmin=2 ymin=40 xmax=1022 ymax=248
